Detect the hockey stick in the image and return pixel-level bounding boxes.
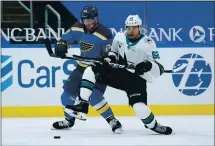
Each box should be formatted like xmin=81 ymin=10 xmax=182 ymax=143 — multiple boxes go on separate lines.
xmin=44 ymin=38 xmax=134 ymax=69
xmin=44 ymin=38 xmax=86 ymax=61
xmin=72 ymin=55 xmax=174 ymax=73
xmin=44 ymin=38 xmax=173 ymax=73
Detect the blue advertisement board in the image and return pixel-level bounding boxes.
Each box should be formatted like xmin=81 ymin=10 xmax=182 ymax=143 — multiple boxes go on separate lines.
xmin=1 ymin=1 xmax=214 ymax=48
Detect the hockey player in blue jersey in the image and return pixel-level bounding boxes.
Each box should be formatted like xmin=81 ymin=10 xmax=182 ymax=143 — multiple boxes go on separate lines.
xmin=52 ymin=5 xmax=123 ymax=134
xmin=64 ymin=15 xmax=173 ymax=135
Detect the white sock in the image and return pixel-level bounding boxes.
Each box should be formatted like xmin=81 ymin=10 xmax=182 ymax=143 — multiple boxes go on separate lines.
xmin=133 ymin=102 xmax=156 ymax=128
xmin=80 ymin=66 xmax=96 ymax=101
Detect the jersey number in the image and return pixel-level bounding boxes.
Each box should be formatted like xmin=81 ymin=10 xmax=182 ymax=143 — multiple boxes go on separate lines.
xmin=152 ymin=51 xmax=160 ymax=59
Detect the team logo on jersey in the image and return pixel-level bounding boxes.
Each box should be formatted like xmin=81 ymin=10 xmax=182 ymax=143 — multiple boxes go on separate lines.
xmin=172 ymin=53 xmax=212 ymax=96
xmin=1 ymin=55 xmax=13 ymax=92
xmin=80 ymin=41 xmax=94 ymax=52
xmin=152 ymin=51 xmax=160 ymax=59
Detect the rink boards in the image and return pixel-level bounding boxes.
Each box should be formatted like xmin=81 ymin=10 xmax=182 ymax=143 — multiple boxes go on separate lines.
xmin=1 ymin=47 xmax=214 ymax=117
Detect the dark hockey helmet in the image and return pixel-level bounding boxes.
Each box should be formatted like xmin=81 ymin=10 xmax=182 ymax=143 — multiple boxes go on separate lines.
xmin=81 ymin=5 xmax=98 ymax=21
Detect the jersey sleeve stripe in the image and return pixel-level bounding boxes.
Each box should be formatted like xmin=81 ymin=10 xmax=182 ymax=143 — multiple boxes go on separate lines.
xmin=93 ymin=32 xmax=108 ymax=40
xmin=71 ymin=27 xmax=84 ymax=32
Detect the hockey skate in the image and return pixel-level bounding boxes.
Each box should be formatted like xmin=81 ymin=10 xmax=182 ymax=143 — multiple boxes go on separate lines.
xmin=65 ymin=98 xmax=89 ymax=121
xmin=145 ymin=120 xmax=172 ymax=135
xmin=52 ymin=118 xmax=75 ymax=130
xmin=107 ymin=116 xmax=124 ymax=134
xmin=65 ymin=99 xmax=124 ymax=134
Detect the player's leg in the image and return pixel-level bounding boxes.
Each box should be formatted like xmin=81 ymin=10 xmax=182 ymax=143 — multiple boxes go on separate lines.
xmin=90 ymin=84 xmax=113 ymax=120
xmin=65 ymin=66 xmax=96 ymax=114
xmin=65 ymin=65 xmax=105 ymax=111
xmin=65 ymin=66 xmax=124 ymax=133
xmin=65 ymin=66 xmax=110 ymax=115
xmin=52 ymin=67 xmax=83 ymax=129
xmin=52 ymin=90 xmax=76 ymax=129
xmin=124 ymin=71 xmax=172 ymax=135
xmin=89 ymin=84 xmax=123 ymax=133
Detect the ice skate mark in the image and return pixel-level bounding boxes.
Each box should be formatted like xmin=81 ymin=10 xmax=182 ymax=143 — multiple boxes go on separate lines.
xmin=186 ymin=133 xmax=213 ymax=137
xmin=56 ymin=129 xmax=125 ymax=137
xmin=177 ymin=131 xmax=213 ymax=137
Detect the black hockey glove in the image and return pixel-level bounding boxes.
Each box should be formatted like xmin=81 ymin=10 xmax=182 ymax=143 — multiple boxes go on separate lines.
xmin=108 ymin=55 xmax=117 ymax=63
xmin=134 ymin=60 xmax=152 ymax=75
xmin=103 ymin=55 xmax=117 ymax=64
xmin=90 ymin=59 xmax=110 ymax=81
xmin=101 ymin=57 xmax=112 ymax=70
xmin=54 ymin=39 xmax=68 ymax=58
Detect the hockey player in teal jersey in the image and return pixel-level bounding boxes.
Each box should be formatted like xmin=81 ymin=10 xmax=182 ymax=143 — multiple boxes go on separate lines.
xmin=64 ymin=15 xmax=173 ymax=135
xmin=52 ymin=5 xmax=123 ymax=134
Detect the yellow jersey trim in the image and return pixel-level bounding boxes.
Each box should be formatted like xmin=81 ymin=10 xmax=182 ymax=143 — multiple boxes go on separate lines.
xmin=93 ymin=32 xmax=108 ymax=40
xmin=78 ymin=61 xmax=88 ymax=68
xmin=71 ymin=27 xmax=108 ymax=40
xmin=71 ymin=27 xmax=84 ymax=32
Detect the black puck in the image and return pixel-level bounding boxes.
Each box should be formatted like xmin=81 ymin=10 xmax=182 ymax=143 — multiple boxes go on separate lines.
xmin=54 ymin=136 xmax=61 ymax=139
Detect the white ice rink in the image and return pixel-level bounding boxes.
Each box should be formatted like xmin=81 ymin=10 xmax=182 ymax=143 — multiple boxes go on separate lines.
xmin=2 ymin=116 xmax=214 ymax=145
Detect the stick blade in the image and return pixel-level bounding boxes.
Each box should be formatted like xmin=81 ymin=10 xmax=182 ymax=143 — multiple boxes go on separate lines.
xmin=44 ymin=38 xmax=55 ymax=56
xmin=164 ymin=70 xmax=174 ymax=73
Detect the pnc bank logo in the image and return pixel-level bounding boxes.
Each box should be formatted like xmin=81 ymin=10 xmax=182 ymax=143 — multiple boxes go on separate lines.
xmin=189 ymin=26 xmax=206 ymax=43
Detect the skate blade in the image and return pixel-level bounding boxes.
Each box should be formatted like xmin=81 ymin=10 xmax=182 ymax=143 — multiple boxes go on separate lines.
xmin=51 ymin=127 xmax=71 ymax=130
xmin=64 ymin=108 xmax=87 ymax=121
xmin=114 ymin=128 xmax=124 ymax=134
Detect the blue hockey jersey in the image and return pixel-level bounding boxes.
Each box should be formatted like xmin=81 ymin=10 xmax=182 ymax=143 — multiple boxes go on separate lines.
xmin=61 ymin=22 xmax=113 ymax=67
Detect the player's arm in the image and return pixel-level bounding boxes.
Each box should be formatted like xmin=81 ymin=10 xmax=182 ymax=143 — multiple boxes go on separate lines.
xmin=135 ymin=37 xmax=164 ymax=77
xmin=54 ymin=22 xmax=83 ymax=58
xmin=101 ymin=31 xmax=113 ymax=55
xmin=106 ymin=33 xmax=122 ymax=63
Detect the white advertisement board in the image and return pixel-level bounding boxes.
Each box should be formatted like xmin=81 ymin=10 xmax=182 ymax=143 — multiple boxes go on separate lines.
xmin=2 ymin=48 xmax=214 ymax=106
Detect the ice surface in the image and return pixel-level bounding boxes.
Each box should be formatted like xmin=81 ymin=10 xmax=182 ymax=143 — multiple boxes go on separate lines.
xmin=2 ymin=116 xmax=214 ymax=145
